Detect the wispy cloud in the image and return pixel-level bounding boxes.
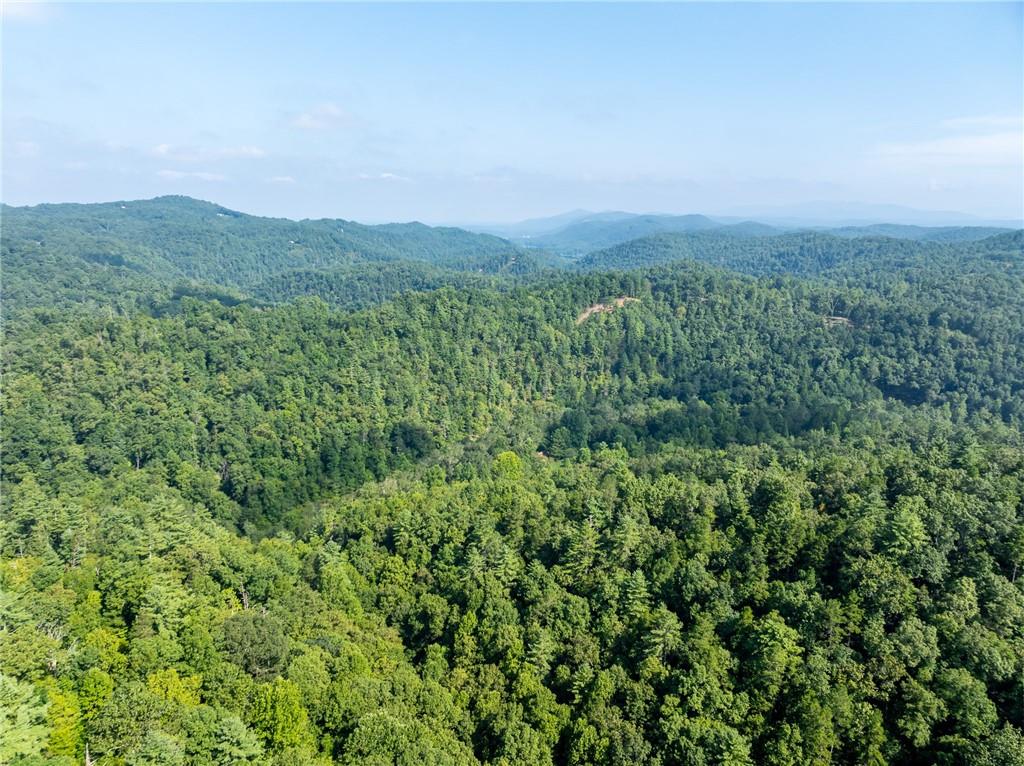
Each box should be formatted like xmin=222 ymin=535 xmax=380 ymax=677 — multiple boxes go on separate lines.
xmin=874 ymin=114 xmax=1024 ymax=171
xmin=2 ymin=1 xmax=57 ymax=23
xmin=13 ymin=141 xmax=40 ymax=158
xmin=291 ymin=103 xmax=350 ymax=130
xmin=941 ymin=114 xmax=1023 ymax=130
xmin=267 ymin=175 xmax=296 ymax=184
xmin=876 ymin=131 xmax=1023 ymax=167
xmin=226 ymin=146 xmax=266 ymax=159
xmin=151 ymin=144 xmax=266 ymax=162
xmin=356 ymin=171 xmax=412 ymax=182
xmin=157 ymin=169 xmax=227 ymax=182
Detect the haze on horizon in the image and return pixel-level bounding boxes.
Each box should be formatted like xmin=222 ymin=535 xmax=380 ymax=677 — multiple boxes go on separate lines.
xmin=3 ymin=1 xmax=1022 ymax=225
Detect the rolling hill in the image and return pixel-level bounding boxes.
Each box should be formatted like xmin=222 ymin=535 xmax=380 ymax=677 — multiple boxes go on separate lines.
xmin=1 ymin=196 xmax=563 ymax=312
xmin=576 ymin=229 xmax=1024 ymax=279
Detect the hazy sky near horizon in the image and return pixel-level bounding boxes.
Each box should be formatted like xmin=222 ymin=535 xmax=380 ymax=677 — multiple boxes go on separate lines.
xmin=3 ymin=2 xmax=1022 ymax=223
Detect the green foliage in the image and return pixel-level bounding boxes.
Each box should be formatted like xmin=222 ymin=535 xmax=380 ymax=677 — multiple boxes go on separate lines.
xmin=0 ymin=674 xmax=49 ymax=762
xmin=247 ymin=678 xmax=314 ymax=752
xmin=1 ymin=201 xmax=1022 ymax=764
xmin=577 ymin=228 xmax=1023 ymax=279
xmin=45 ymin=687 xmax=81 ymax=758
xmin=1 ymin=196 xmax=545 ymax=314
xmin=221 ymin=612 xmax=290 ymax=680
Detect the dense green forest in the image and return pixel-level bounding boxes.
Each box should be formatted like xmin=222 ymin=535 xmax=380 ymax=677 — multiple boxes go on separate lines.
xmin=1 ymin=198 xmax=559 ymax=314
xmin=5 ymin=197 xmax=1020 ymax=317
xmin=825 ymin=224 xmax=1014 ymax=243
xmin=2 ymin=199 xmax=1023 ymax=766
xmin=576 ymin=229 xmax=1023 ymax=277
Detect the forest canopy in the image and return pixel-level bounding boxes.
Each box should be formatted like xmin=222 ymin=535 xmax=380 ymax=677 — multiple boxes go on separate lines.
xmin=2 ymin=199 xmax=1023 ymax=766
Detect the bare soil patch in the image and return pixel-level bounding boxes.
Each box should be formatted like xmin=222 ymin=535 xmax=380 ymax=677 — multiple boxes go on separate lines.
xmin=576 ymin=296 xmax=639 ymax=325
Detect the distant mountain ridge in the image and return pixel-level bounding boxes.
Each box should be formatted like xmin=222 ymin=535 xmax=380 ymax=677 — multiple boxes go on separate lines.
xmin=4 ymin=196 xmax=1020 ymax=315
xmin=530 ymin=213 xmax=723 ymax=255
xmin=824 ymin=223 xmax=1014 ymax=243
xmin=2 ymin=195 xmax=562 ymax=312
xmin=576 ymin=229 xmax=1024 ymax=278
xmin=720 ymin=200 xmax=1024 ymax=228
xmin=473 ymin=208 xmax=1016 ymax=256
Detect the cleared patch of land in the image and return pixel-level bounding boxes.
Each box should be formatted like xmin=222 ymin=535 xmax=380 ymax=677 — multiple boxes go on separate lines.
xmin=576 ymin=296 xmax=639 ymax=324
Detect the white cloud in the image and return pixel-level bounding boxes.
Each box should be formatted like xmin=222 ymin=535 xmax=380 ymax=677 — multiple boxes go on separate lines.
xmin=223 ymin=145 xmax=266 ymax=159
xmin=149 ymin=144 xmax=266 ymax=161
xmin=941 ymin=114 xmax=1024 ymax=130
xmin=875 ymin=115 xmax=1024 ymax=172
xmin=356 ymin=171 xmax=412 ymax=182
xmin=267 ymin=175 xmax=296 ymax=184
xmin=2 ymin=1 xmax=56 ymax=23
xmin=875 ymin=131 xmax=1023 ymax=167
xmin=292 ymin=103 xmax=350 ymax=130
xmin=157 ymin=169 xmax=227 ymax=182
xmin=13 ymin=141 xmax=40 ymax=158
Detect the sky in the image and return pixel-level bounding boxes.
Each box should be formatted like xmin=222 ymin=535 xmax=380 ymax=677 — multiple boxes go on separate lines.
xmin=3 ymin=1 xmax=1023 ymax=224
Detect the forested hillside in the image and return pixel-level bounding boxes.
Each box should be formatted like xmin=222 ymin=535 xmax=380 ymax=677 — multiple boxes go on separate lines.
xmin=576 ymin=229 xmax=1023 ymax=278
xmin=475 ymin=209 xmax=1011 ymax=257
xmin=6 ymin=198 xmax=1021 ymax=317
xmin=1 ymin=197 xmax=554 ymax=314
xmin=826 ymin=224 xmax=1013 ymax=242
xmin=524 ymin=213 xmax=724 ymax=255
xmin=1 ymin=201 xmax=1023 ymax=766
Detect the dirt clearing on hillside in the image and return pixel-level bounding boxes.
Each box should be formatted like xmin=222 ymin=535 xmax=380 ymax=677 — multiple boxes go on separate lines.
xmin=576 ymin=297 xmax=639 ymax=325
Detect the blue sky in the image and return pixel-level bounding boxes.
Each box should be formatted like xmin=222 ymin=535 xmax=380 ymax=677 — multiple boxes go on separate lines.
xmin=3 ymin=2 xmax=1022 ymax=223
